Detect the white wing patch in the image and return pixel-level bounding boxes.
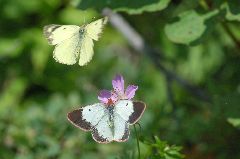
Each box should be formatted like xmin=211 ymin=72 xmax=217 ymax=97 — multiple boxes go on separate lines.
xmin=92 ymin=115 xmax=113 ymax=143
xmin=113 ymin=114 xmax=129 ymax=142
xmin=67 ymin=103 xmax=106 ymax=131
xmin=90 ymin=101 xmax=133 ymax=143
xmin=86 ymin=17 xmax=108 ymax=41
xmin=115 ymin=100 xmax=134 ymax=121
xmin=53 ymin=34 xmax=80 ymax=65
xmin=81 ymin=103 xmax=105 ymax=126
xmin=43 ymin=25 xmax=80 ymax=45
xmin=82 ymin=103 xmax=114 ymax=143
xmin=112 ymin=100 xmax=134 ymax=142
xmin=78 ymin=35 xmax=94 ymax=66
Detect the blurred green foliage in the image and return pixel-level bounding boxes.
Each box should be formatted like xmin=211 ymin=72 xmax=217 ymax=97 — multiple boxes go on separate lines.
xmin=1 ymin=0 xmax=240 ymax=159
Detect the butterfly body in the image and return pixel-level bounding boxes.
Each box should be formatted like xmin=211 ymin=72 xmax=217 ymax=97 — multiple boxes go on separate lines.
xmin=68 ymin=100 xmax=146 ymax=143
xmin=106 ymin=105 xmax=115 ymax=133
xmin=43 ymin=17 xmax=108 ymax=66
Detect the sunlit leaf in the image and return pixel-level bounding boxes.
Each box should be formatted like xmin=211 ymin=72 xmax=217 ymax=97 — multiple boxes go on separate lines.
xmin=227 ymin=118 xmax=240 ymax=128
xmin=74 ymin=0 xmax=170 ymax=14
xmin=223 ymin=2 xmax=240 ymax=21
xmin=164 ymin=9 xmax=219 ymax=45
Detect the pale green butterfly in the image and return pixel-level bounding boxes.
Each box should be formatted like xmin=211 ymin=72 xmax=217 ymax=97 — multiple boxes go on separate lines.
xmin=43 ymin=17 xmax=108 ymax=66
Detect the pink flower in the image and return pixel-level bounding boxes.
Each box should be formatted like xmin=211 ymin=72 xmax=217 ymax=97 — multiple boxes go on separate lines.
xmin=98 ymin=89 xmax=118 ymax=105
xmin=112 ymin=74 xmax=138 ymax=100
xmin=98 ymin=74 xmax=138 ymax=105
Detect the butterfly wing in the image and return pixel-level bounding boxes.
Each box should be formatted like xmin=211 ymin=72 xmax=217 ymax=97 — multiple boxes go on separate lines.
xmin=67 ymin=103 xmax=105 ymax=131
xmin=113 ymin=100 xmax=146 ymax=142
xmin=92 ymin=114 xmax=114 ymax=143
xmin=53 ymin=34 xmax=81 ymax=65
xmin=43 ymin=25 xmax=80 ymax=45
xmin=113 ymin=113 xmax=130 ymax=142
xmin=77 ymin=17 xmax=108 ymax=66
xmin=113 ymin=100 xmax=133 ymax=142
xmin=85 ymin=17 xmax=108 ymax=41
xmin=67 ymin=103 xmax=114 ymax=143
xmin=128 ymin=101 xmax=146 ymax=125
xmin=78 ymin=35 xmax=94 ymax=66
xmin=44 ymin=25 xmax=81 ymax=65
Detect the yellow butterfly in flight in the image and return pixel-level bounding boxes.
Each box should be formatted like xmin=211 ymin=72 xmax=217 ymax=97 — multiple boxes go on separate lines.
xmin=43 ymin=17 xmax=108 ymax=66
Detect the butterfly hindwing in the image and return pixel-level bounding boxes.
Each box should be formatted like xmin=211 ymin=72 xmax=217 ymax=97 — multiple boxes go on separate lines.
xmin=53 ymin=33 xmax=81 ymax=65
xmin=43 ymin=25 xmax=79 ymax=45
xmin=112 ymin=100 xmax=146 ymax=142
xmin=86 ymin=17 xmax=108 ymax=41
xmin=92 ymin=115 xmax=113 ymax=143
xmin=113 ymin=113 xmax=130 ymax=142
xmin=78 ymin=35 xmax=94 ymax=66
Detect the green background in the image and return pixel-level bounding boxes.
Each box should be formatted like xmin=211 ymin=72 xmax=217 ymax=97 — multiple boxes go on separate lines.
xmin=0 ymin=0 xmax=240 ymax=158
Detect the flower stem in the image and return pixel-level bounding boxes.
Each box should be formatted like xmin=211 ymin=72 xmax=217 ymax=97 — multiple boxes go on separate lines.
xmin=134 ymin=124 xmax=140 ymax=159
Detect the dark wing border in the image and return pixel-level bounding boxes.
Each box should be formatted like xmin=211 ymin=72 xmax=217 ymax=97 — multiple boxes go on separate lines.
xmin=129 ymin=101 xmax=146 ymax=125
xmin=91 ymin=127 xmax=112 ymax=144
xmin=43 ymin=24 xmax=61 ymax=45
xmin=67 ymin=108 xmax=92 ymax=131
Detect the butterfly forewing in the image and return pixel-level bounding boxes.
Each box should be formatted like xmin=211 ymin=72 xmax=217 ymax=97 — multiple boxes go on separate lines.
xmin=114 ymin=100 xmax=146 ymax=125
xmin=129 ymin=101 xmax=146 ymax=125
xmin=67 ymin=109 xmax=91 ymax=131
xmin=114 ymin=100 xmax=134 ymax=121
xmin=86 ymin=17 xmax=108 ymax=41
xmin=67 ymin=103 xmax=105 ymax=131
xmin=43 ymin=25 xmax=80 ymax=45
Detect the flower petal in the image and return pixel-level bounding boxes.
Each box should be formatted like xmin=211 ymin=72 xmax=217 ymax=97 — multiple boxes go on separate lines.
xmin=112 ymin=74 xmax=124 ymax=95
xmin=110 ymin=91 xmax=119 ymax=103
xmin=125 ymin=85 xmax=138 ymax=100
xmin=98 ymin=90 xmax=111 ymax=104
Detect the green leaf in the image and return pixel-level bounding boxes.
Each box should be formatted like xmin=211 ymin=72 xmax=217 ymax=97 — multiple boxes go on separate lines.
xmin=0 ymin=38 xmax=24 ymax=58
xmin=227 ymin=118 xmax=240 ymax=128
xmin=164 ymin=9 xmax=219 ymax=45
xmin=179 ymin=38 xmax=224 ymax=83
xmin=74 ymin=0 xmax=170 ymax=14
xmin=0 ymin=77 xmax=27 ymax=113
xmin=144 ymin=136 xmax=185 ymax=159
xmin=223 ymin=2 xmax=240 ymax=21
